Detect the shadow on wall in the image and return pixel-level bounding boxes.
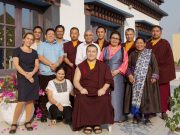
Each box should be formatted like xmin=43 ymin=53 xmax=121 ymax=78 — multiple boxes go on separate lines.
xmin=61 ymin=0 xmax=71 ymax=6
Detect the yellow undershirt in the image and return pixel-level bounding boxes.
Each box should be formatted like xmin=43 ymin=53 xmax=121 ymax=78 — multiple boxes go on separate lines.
xmin=98 ymin=40 xmax=104 ymax=50
xmin=72 ymin=40 xmax=78 ymax=47
xmin=151 ymin=38 xmax=161 ymax=46
xmin=125 ymin=41 xmax=134 ymax=52
xmin=87 ymin=61 xmax=96 ymax=70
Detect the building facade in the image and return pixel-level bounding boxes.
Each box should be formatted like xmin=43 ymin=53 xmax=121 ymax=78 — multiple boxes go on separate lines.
xmin=0 ymin=0 xmax=167 ymax=75
xmin=172 ymin=34 xmax=180 ymax=63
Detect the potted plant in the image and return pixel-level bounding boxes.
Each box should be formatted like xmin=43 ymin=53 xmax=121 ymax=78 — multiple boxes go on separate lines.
xmin=0 ymin=73 xmax=34 ymax=125
xmin=165 ymin=85 xmax=180 ymax=134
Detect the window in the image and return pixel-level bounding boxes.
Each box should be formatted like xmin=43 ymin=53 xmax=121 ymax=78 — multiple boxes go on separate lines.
xmin=22 ymin=8 xmax=39 ymax=36
xmin=91 ymin=22 xmax=117 ymax=41
xmin=0 ymin=2 xmax=42 ymax=70
xmin=0 ymin=3 xmax=15 ymax=69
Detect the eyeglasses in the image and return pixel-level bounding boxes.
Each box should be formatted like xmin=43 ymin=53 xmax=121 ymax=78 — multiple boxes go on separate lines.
xmin=111 ymin=37 xmax=120 ymax=40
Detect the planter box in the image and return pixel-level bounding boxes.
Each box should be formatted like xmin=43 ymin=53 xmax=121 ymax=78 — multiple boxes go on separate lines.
xmin=0 ymin=102 xmax=34 ymax=125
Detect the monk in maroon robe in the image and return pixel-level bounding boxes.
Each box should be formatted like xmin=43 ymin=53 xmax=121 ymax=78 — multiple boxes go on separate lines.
xmin=95 ymin=26 xmax=109 ymax=50
xmin=146 ymin=25 xmax=176 ymax=119
xmin=73 ymin=44 xmax=114 ymax=134
xmin=64 ymin=27 xmax=82 ymax=82
xmin=122 ymin=28 xmax=136 ymax=55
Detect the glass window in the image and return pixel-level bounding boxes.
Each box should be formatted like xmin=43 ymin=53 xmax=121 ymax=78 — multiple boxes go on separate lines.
xmin=0 ymin=2 xmax=4 ymax=23
xmin=0 ymin=3 xmax=42 ymax=70
xmin=6 ymin=48 xmax=13 ymax=69
xmin=0 ymin=48 xmax=4 ymax=69
xmin=6 ymin=26 xmax=15 ymax=47
xmin=0 ymin=25 xmax=4 ymax=46
xmin=22 ymin=8 xmax=30 ymax=29
xmin=32 ymin=10 xmax=38 ymax=28
xmin=6 ymin=4 xmax=15 ymax=25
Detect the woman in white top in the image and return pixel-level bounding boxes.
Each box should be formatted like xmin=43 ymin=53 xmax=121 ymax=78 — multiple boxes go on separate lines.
xmin=46 ymin=65 xmax=73 ymax=125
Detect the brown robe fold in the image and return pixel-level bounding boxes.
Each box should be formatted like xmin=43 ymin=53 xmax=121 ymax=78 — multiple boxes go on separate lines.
xmin=124 ymin=51 xmax=161 ymax=114
xmin=146 ymin=39 xmax=176 ymax=84
xmin=95 ymin=39 xmax=109 ymax=50
xmin=64 ymin=41 xmax=82 ymax=82
xmin=122 ymin=42 xmax=136 ymax=56
xmin=72 ymin=60 xmax=114 ymax=131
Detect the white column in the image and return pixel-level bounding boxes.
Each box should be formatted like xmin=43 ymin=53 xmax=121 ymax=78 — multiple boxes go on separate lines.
xmin=123 ymin=17 xmax=135 ymax=42
xmin=60 ymin=0 xmax=86 ymax=41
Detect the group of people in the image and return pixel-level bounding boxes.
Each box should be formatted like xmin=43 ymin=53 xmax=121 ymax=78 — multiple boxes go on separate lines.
xmin=9 ymin=24 xmax=176 ymax=134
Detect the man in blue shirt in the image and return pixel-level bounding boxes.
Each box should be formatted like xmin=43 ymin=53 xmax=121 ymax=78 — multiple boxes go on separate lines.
xmin=55 ymin=25 xmax=68 ymax=49
xmin=37 ymin=28 xmax=64 ymax=122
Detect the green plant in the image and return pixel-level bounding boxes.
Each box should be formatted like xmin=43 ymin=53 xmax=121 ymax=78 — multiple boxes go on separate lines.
xmin=165 ymin=85 xmax=180 ymax=132
xmin=0 ymin=73 xmax=18 ymax=103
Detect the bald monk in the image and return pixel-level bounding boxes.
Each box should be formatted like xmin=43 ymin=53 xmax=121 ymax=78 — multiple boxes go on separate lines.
xmin=73 ymin=44 xmax=114 ymax=134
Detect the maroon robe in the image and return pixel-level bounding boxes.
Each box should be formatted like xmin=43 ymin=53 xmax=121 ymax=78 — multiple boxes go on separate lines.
xmin=146 ymin=39 xmax=176 ymax=112
xmin=122 ymin=42 xmax=136 ymax=56
xmin=64 ymin=41 xmax=82 ymax=82
xmin=72 ymin=60 xmax=114 ymax=131
xmin=95 ymin=39 xmax=109 ymax=50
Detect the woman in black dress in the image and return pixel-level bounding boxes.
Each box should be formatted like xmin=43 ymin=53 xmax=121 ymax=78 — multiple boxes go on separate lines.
xmin=9 ymin=32 xmax=39 ymax=134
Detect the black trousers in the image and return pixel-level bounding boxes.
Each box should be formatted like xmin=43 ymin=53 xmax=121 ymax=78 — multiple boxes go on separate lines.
xmin=39 ymin=75 xmax=56 ymax=118
xmin=49 ymin=104 xmax=72 ymax=124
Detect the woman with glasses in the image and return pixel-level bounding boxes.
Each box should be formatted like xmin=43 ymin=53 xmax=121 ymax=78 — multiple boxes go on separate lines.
xmin=99 ymin=31 xmax=128 ymax=122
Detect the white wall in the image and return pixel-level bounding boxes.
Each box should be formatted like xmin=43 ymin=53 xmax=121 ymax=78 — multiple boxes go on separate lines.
xmin=59 ymin=0 xmax=85 ymax=41
xmin=99 ymin=0 xmax=160 ymax=42
xmin=59 ymin=0 xmax=161 ymax=41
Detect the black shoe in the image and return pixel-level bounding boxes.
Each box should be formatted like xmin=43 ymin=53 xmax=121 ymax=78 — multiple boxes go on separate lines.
xmin=144 ymin=119 xmax=151 ymax=125
xmin=41 ymin=117 xmax=47 ymax=122
xmin=24 ymin=122 xmax=33 ymax=131
xmin=9 ymin=124 xmax=18 ymax=134
xmin=161 ymin=112 xmax=168 ymax=120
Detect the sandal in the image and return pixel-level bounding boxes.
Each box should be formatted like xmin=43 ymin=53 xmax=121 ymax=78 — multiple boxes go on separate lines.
xmin=93 ymin=125 xmax=102 ymax=134
xmin=83 ymin=126 xmax=93 ymax=134
xmin=24 ymin=122 xmax=33 ymax=131
xmin=51 ymin=119 xmax=57 ymax=125
xmin=132 ymin=117 xmax=140 ymax=124
xmin=9 ymin=124 xmax=18 ymax=134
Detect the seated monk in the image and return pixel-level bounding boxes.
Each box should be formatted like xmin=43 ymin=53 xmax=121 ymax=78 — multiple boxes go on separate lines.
xmin=73 ymin=44 xmax=114 ymax=134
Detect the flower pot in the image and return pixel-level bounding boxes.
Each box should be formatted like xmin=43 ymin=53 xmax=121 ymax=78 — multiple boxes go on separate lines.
xmin=0 ymin=102 xmax=34 ymax=125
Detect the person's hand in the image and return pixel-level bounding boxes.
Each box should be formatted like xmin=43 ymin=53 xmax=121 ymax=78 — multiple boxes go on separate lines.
xmin=80 ymin=88 xmax=88 ymax=95
xmin=111 ymin=70 xmax=119 ymax=77
xmin=25 ymin=73 xmax=32 ymax=80
xmin=69 ymin=62 xmax=74 ymax=68
xmin=98 ymin=88 xmax=106 ymax=96
xmin=151 ymin=78 xmax=157 ymax=84
xmin=26 ymin=72 xmax=34 ymax=76
xmin=57 ymin=103 xmax=64 ymax=112
xmin=28 ymin=78 xmax=34 ymax=83
xmin=50 ymin=63 xmax=58 ymax=71
xmin=128 ymin=75 xmax=135 ymax=84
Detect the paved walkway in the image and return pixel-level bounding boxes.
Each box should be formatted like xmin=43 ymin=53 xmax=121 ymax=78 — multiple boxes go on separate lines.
xmin=0 ymin=78 xmax=179 ymax=135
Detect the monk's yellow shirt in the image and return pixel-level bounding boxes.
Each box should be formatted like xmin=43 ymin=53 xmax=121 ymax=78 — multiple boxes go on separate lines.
xmin=72 ymin=40 xmax=78 ymax=47
xmin=151 ymin=38 xmax=161 ymax=46
xmin=87 ymin=61 xmax=96 ymax=70
xmin=125 ymin=41 xmax=134 ymax=52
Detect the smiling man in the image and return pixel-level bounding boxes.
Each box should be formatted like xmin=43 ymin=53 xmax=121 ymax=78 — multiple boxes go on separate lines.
xmin=146 ymin=25 xmax=176 ymax=120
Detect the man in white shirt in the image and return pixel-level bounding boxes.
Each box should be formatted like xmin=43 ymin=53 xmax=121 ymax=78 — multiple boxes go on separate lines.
xmin=31 ymin=26 xmax=43 ymax=51
xmin=75 ymin=30 xmax=101 ymax=65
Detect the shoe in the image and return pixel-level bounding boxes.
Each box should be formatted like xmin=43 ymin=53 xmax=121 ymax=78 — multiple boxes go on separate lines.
xmin=161 ymin=112 xmax=168 ymax=120
xmin=133 ymin=117 xmax=140 ymax=124
xmin=9 ymin=124 xmax=18 ymax=134
xmin=41 ymin=117 xmax=47 ymax=123
xmin=93 ymin=125 xmax=102 ymax=134
xmin=83 ymin=126 xmax=93 ymax=134
xmin=24 ymin=122 xmax=33 ymax=131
